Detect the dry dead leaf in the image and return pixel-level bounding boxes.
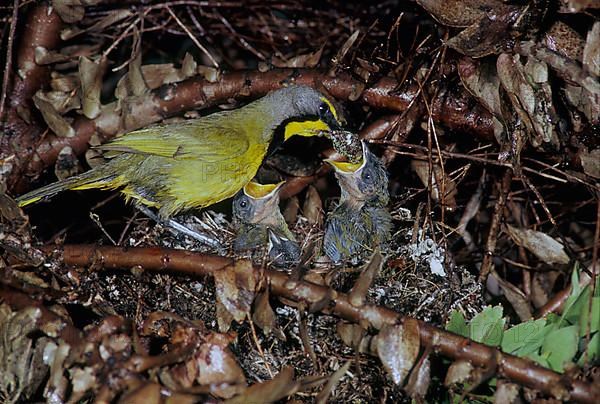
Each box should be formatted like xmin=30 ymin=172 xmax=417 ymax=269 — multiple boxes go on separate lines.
xmin=273 ymin=44 xmax=325 ymax=68
xmin=225 ymin=367 xmax=299 ymax=404
xmin=411 ymin=158 xmax=457 ymax=210
xmin=444 ymin=7 xmax=522 ymax=57
xmin=542 ymin=21 xmax=585 ymax=62
xmin=195 ymin=333 xmax=246 ymax=398
xmin=445 ymin=359 xmax=475 ymax=387
xmin=505 ymin=224 xmax=569 ymax=265
xmin=303 ymin=185 xmax=323 ymax=225
xmin=34 ymin=46 xmax=71 ymax=65
xmin=61 ymin=9 xmax=133 ymax=40
xmin=564 ymin=84 xmax=600 ymax=124
xmin=497 ymin=54 xmax=559 ymax=148
xmin=560 ymin=0 xmax=600 ymax=13
xmin=331 ymin=30 xmax=360 ymax=67
xmin=375 ymin=319 xmax=420 ymax=385
xmin=416 ymin=0 xmax=513 ymax=28
xmin=349 ymin=252 xmax=383 ymax=307
xmin=0 ymin=305 xmax=50 ymax=403
xmin=583 ymin=22 xmax=600 ymax=77
xmin=214 ymin=260 xmax=256 ymax=325
xmin=405 ymin=353 xmax=431 ymax=401
xmin=34 ymin=90 xmax=80 ymax=115
xmin=491 ymin=271 xmax=532 ymax=321
xmin=458 ymin=58 xmax=503 ymax=117
xmin=52 ymin=0 xmax=86 ymax=23
xmin=580 ymin=148 xmax=600 ymax=179
xmin=118 ymin=382 xmax=198 ymax=404
xmin=336 ymin=321 xmax=370 ymax=353
xmin=252 ymin=289 xmax=285 ymax=340
xmin=316 ymin=361 xmax=351 ymax=404
xmin=33 ymin=91 xmax=75 ymax=137
xmin=79 ymin=56 xmax=106 ymax=119
xmin=494 ymin=380 xmax=521 ymax=404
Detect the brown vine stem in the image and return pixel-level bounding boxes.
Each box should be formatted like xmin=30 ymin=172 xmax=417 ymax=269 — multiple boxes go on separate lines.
xmin=31 ymin=243 xmax=598 ymax=403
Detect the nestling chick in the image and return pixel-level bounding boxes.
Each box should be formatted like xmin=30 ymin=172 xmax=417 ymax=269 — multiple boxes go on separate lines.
xmin=232 ymin=181 xmax=301 ymax=267
xmin=323 ymin=140 xmax=392 ymax=264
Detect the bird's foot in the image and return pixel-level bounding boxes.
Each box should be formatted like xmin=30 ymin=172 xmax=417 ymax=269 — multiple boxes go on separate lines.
xmin=136 ymin=205 xmax=222 ymax=250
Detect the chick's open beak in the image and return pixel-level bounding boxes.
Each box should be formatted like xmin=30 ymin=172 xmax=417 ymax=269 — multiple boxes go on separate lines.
xmin=242 ymin=181 xmax=285 ymax=223
xmin=325 ymin=141 xmax=370 ymax=201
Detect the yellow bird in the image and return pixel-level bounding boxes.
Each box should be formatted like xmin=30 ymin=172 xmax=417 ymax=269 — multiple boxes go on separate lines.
xmin=17 ymin=86 xmax=343 ymax=218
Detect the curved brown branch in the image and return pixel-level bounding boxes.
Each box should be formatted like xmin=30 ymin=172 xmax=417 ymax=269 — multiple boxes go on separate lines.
xmin=34 ymin=244 xmax=598 ymax=404
xmin=9 ymin=68 xmax=495 ymax=194
xmin=1 ymin=3 xmax=63 ymax=192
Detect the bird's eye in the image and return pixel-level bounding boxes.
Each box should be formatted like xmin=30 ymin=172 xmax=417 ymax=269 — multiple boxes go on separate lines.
xmin=239 ymin=199 xmax=248 ymax=208
xmin=318 ymin=102 xmax=328 ymax=115
xmin=364 ymin=173 xmax=372 ymax=181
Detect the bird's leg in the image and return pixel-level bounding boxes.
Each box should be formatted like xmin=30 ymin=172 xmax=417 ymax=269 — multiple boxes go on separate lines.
xmin=135 ymin=205 xmax=221 ymax=249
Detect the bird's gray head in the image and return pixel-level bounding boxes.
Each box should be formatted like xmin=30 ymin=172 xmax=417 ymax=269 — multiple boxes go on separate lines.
xmin=232 ymin=181 xmax=284 ymax=224
xmin=326 ymin=141 xmax=389 ymax=205
xmin=266 ymin=86 xmax=344 ymax=140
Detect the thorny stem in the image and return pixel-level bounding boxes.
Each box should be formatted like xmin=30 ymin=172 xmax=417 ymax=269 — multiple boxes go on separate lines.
xmin=21 ymin=243 xmax=598 ymax=404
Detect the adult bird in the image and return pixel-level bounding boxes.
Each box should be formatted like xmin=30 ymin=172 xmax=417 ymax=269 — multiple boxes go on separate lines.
xmin=16 ymin=86 xmax=343 ymax=219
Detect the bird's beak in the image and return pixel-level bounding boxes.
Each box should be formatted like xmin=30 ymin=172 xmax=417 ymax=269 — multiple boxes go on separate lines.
xmin=324 ymin=140 xmax=367 ymax=174
xmin=243 ymin=181 xmax=285 ymax=222
xmin=283 ymin=97 xmax=344 ymax=141
xmin=243 ymin=181 xmax=285 ymax=200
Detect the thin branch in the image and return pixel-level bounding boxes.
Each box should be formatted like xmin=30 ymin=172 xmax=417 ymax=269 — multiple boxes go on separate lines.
xmin=0 ymin=0 xmax=18 ymax=122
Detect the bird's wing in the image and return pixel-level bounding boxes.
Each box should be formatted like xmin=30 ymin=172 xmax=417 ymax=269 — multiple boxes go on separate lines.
xmin=97 ymin=118 xmax=249 ymax=162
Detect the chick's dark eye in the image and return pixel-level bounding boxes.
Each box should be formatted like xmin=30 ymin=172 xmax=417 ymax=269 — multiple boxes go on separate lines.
xmin=239 ymin=200 xmax=248 ymax=209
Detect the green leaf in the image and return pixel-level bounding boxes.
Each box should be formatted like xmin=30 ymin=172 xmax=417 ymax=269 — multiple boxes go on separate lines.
xmin=541 ymin=325 xmax=578 ymax=372
xmin=501 ymin=318 xmax=547 ymax=355
xmin=577 ymin=332 xmax=600 ymax=366
xmin=526 ymin=351 xmax=551 ymax=369
xmin=577 ymin=296 xmax=600 ymax=336
xmin=446 ymin=310 xmax=469 ymax=337
xmin=470 ymin=306 xmax=505 ymax=347
xmin=559 ymin=266 xmax=584 ymax=328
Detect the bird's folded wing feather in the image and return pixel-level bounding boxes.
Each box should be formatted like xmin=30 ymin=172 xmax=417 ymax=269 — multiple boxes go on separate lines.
xmin=96 ymin=119 xmax=249 ymax=162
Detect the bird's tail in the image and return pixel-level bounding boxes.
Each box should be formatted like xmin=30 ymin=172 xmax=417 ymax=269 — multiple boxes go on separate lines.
xmin=16 ymin=168 xmax=117 ymax=207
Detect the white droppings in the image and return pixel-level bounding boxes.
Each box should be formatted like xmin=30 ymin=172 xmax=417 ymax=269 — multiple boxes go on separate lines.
xmin=407 ymin=230 xmax=447 ymax=277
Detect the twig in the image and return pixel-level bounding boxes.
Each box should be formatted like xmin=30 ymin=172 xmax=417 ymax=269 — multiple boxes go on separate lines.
xmin=166 ymin=6 xmax=219 ymax=68
xmin=35 ymin=243 xmax=599 ymax=403
xmin=0 ymin=0 xmax=18 ymax=122
xmin=479 ymin=169 xmax=512 ymax=282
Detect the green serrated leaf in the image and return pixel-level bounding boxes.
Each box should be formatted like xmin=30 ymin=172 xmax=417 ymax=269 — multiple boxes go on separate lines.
xmin=541 ymin=325 xmax=578 ymax=372
xmin=577 ymin=332 xmax=600 ymax=366
xmin=446 ymin=310 xmax=469 ymax=337
xmin=470 ymin=306 xmax=505 ymax=347
xmin=501 ymin=318 xmax=547 ymax=355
